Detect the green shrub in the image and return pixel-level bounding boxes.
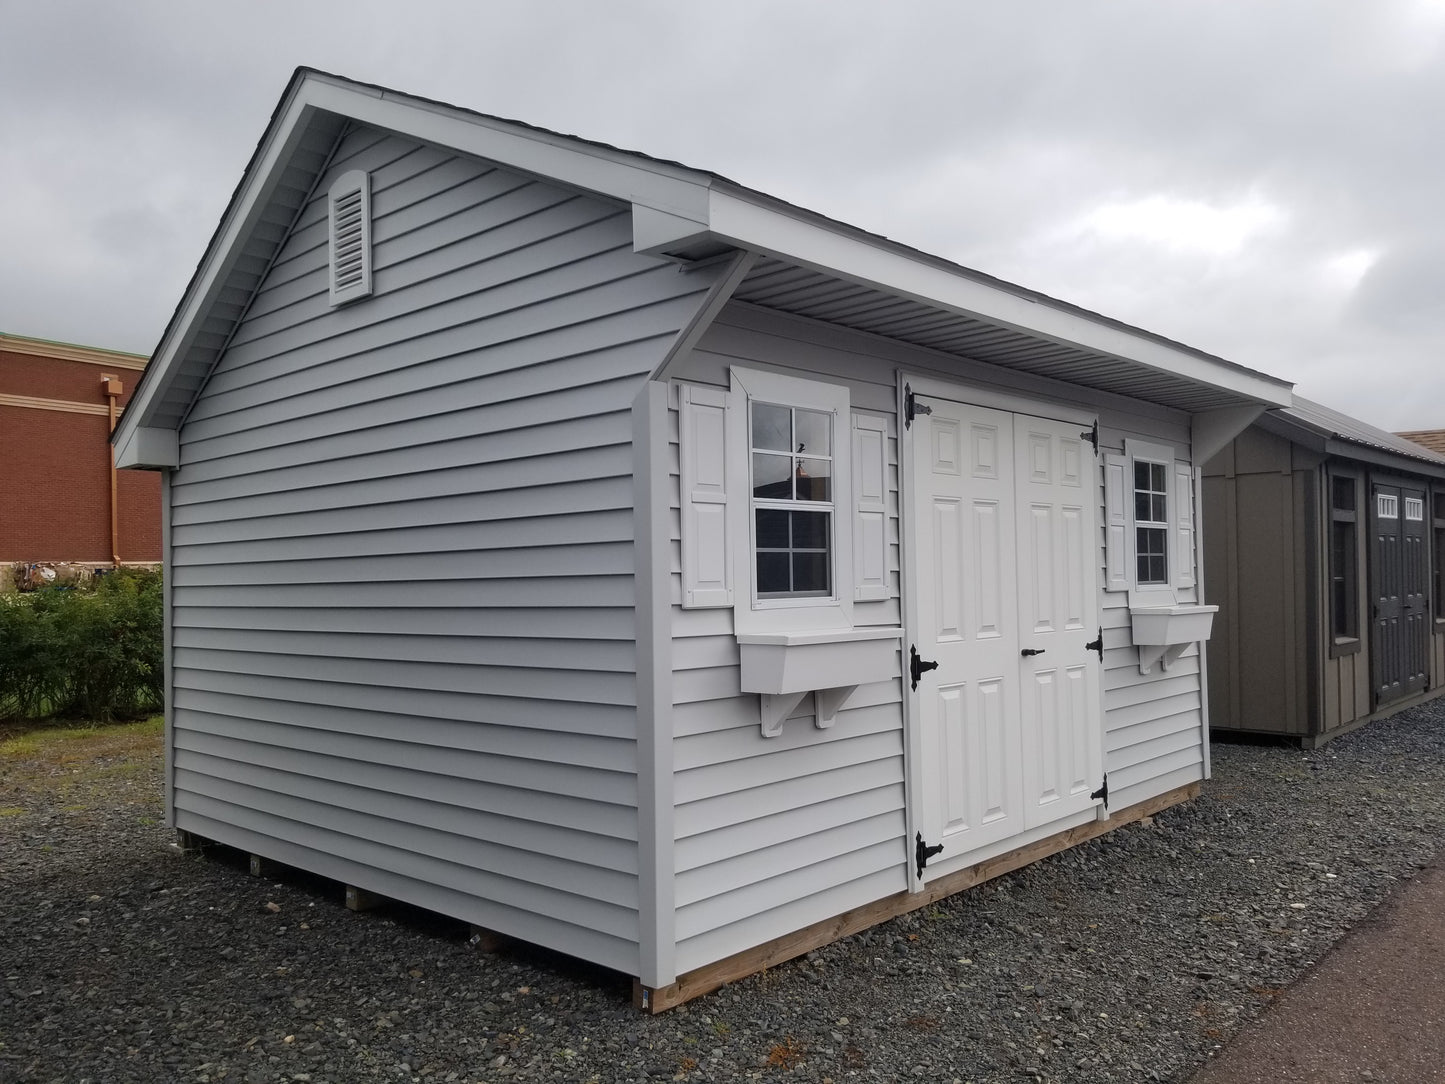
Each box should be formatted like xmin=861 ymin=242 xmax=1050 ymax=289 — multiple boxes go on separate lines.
xmin=0 ymin=568 xmax=163 ymax=722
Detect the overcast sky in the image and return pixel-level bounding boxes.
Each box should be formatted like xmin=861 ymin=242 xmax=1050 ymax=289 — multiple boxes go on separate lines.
xmin=5 ymin=0 xmax=1445 ymax=429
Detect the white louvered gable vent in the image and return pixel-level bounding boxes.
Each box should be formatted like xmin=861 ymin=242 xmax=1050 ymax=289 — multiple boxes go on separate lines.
xmin=328 ymin=170 xmax=372 ymax=306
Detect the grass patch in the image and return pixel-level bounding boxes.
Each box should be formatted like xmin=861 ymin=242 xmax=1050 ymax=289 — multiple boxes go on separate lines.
xmin=0 ymin=716 xmax=164 ymax=810
xmin=0 ymin=715 xmax=163 ymax=760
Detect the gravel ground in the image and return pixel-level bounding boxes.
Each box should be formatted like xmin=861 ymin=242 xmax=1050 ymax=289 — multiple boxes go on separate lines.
xmin=4 ymin=701 xmax=1445 ymax=1084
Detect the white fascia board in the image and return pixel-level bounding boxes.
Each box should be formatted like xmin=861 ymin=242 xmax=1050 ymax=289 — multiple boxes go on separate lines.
xmin=307 ymin=78 xmax=714 ymax=223
xmin=114 ymin=84 xmax=327 ymax=448
xmin=116 ymin=72 xmax=717 ymax=456
xmin=702 ymin=189 xmax=1295 ymax=411
xmin=115 ymin=425 xmax=179 ymax=470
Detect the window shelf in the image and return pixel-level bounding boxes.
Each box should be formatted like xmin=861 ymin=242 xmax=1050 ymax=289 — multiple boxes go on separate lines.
xmin=1129 ymin=604 xmax=1218 ymax=674
xmin=738 ymin=627 xmax=904 ymax=737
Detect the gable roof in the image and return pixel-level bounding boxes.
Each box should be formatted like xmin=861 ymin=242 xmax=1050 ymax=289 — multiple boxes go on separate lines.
xmin=1260 ymin=397 xmax=1445 ymax=475
xmin=115 ymin=68 xmax=1293 ymax=468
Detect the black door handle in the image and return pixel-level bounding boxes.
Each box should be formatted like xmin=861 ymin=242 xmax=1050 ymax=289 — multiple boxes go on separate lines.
xmin=1020 ymin=648 xmax=1046 ymax=657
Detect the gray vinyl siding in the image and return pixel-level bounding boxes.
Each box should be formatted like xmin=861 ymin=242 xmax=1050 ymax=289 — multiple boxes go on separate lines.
xmin=1096 ymin=412 xmax=1206 ymax=812
xmin=666 ymin=304 xmax=907 ymax=975
xmin=167 ymin=124 xmax=718 ymax=975
xmin=666 ymin=303 xmax=1205 ymax=974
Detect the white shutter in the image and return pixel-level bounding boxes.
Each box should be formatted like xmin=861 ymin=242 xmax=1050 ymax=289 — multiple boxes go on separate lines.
xmin=678 ymin=383 xmax=732 ymax=608
xmin=852 ymin=412 xmax=889 ymax=602
xmin=328 ymin=170 xmax=373 ymax=306
xmin=1104 ymin=453 xmax=1129 ymax=593
xmin=1173 ymin=460 xmax=1196 ymax=591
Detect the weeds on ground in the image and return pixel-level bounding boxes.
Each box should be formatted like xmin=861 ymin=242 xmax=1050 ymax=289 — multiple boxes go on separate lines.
xmin=0 ymin=715 xmax=164 ymax=812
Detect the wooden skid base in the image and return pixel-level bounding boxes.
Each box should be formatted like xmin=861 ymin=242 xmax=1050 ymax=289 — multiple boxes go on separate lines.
xmin=634 ymin=782 xmax=1200 ymax=1013
xmin=173 ymin=829 xmax=207 ymax=855
xmin=345 ymin=884 xmax=386 ymax=912
xmin=468 ymin=925 xmax=513 ymax=953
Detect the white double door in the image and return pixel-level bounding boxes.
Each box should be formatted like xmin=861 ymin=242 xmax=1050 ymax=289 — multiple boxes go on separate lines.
xmin=908 ymin=393 xmax=1103 ymax=875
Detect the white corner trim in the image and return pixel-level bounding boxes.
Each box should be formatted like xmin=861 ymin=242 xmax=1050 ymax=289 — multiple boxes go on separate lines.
xmin=632 ymin=379 xmax=676 ymax=987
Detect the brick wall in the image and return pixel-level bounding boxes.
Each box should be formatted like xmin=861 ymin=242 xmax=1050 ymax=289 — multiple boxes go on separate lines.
xmin=0 ymin=342 xmax=162 ymax=564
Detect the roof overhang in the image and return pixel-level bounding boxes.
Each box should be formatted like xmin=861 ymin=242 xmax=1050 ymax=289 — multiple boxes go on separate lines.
xmin=116 ymin=68 xmax=1292 ymax=469
xmin=640 ymin=187 xmax=1292 ymax=414
xmin=1257 ymin=409 xmax=1445 ymax=479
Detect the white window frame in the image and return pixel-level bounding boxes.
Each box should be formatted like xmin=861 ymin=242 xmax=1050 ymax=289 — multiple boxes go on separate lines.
xmin=726 ymin=367 xmax=854 ymax=635
xmin=1107 ymin=438 xmax=1195 ymax=607
xmin=1132 ymin=450 xmax=1171 ymax=589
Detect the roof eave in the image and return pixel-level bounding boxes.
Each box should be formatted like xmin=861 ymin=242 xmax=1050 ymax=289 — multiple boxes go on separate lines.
xmin=113 ymin=67 xmax=324 ymax=453
xmin=118 ymin=67 xmax=1294 ymax=463
xmin=115 ymin=70 xmax=725 ymax=456
xmin=695 ymin=188 xmax=1292 ymax=411
xmin=1257 ymin=410 xmax=1445 ymax=476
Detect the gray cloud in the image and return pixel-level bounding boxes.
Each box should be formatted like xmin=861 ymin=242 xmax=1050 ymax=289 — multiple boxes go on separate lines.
xmin=4 ymin=0 xmax=1445 ymax=426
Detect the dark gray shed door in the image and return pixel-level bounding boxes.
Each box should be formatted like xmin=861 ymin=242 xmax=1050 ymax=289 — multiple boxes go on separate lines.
xmin=1370 ymin=480 xmax=1430 ymax=707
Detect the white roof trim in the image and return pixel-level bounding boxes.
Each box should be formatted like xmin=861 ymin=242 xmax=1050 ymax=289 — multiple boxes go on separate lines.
xmin=117 ymin=69 xmax=1292 ymax=462
xmin=114 ymin=85 xmax=329 ymax=451
xmin=115 ymin=425 xmax=179 ymax=470
xmin=702 ymin=190 xmax=1292 ymax=409
xmin=307 ymin=78 xmax=714 ymax=222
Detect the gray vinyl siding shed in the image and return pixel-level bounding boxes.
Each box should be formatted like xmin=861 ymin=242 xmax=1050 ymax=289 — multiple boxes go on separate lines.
xmin=116 ymin=69 xmax=1294 ymax=1005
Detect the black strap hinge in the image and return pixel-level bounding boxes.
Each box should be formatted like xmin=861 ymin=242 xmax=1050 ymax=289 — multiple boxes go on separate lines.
xmin=910 ymin=644 xmax=939 ymax=691
xmin=1090 ymin=773 xmax=1109 ymax=808
xmin=916 ymin=831 xmax=944 ymax=878
xmin=1080 ymin=419 xmax=1098 ymax=453
xmin=1085 ymin=627 xmax=1103 ymax=662
xmin=904 ymin=383 xmax=932 ymax=429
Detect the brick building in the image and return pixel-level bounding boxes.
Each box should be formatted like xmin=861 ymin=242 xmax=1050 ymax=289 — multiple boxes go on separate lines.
xmin=1 ymin=332 xmax=161 ymax=570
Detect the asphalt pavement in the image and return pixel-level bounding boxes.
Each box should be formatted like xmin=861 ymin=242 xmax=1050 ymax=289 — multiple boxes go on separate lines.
xmin=1186 ymin=849 xmax=1445 ymax=1084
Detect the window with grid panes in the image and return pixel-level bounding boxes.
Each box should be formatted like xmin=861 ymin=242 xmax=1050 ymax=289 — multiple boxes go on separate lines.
xmin=1133 ymin=459 xmax=1169 ymax=585
xmin=750 ymin=402 xmax=834 ymax=598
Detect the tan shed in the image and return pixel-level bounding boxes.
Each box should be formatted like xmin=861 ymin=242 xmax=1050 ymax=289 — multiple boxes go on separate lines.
xmin=1204 ymin=398 xmax=1445 ymax=746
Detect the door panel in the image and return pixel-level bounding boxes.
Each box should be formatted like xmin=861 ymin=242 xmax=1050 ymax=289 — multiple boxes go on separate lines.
xmin=1372 ymin=481 xmax=1430 ymax=706
xmin=914 ymin=400 xmax=1024 ymax=857
xmin=1403 ymin=489 xmax=1430 ymax=697
xmin=1014 ymin=416 xmax=1103 ymax=827
xmin=910 ymin=395 xmax=1103 ymax=873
